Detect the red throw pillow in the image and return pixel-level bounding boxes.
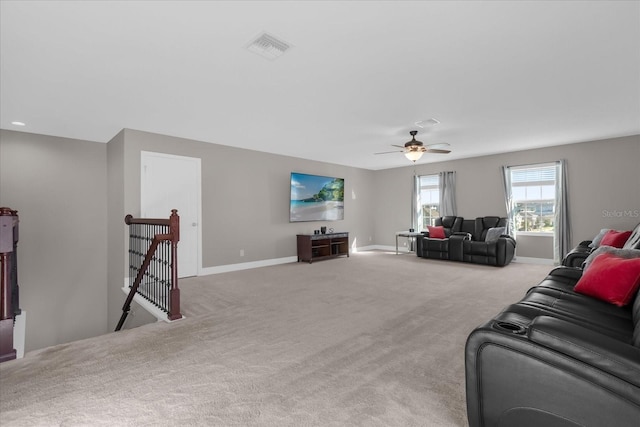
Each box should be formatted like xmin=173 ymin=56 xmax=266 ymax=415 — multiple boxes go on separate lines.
xmin=600 ymin=230 xmax=633 ymax=248
xmin=574 ymin=253 xmax=640 ymax=306
xmin=427 ymin=225 xmax=446 ymax=239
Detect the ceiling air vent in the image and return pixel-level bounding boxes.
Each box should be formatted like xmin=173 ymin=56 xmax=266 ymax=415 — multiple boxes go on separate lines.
xmin=246 ymin=32 xmax=291 ymax=60
xmin=415 ymin=118 xmax=440 ymax=128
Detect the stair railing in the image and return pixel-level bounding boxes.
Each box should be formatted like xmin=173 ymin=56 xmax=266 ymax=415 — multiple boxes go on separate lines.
xmin=116 ymin=209 xmax=181 ymax=331
xmin=0 ymin=207 xmax=20 ymax=362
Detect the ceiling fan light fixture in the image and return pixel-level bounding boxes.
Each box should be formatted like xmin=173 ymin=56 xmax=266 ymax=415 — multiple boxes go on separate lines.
xmin=373 ymin=129 xmax=449 ymax=162
xmin=404 ymin=150 xmax=423 ymax=162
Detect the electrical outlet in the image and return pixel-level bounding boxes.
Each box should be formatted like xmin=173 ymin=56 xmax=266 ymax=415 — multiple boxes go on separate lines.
xmin=240 ymin=249 xmax=244 ymax=257
xmin=369 ymin=236 xmax=372 ymax=241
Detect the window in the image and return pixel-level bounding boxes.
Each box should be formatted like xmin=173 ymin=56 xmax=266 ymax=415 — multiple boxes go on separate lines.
xmin=417 ymin=174 xmax=440 ymax=229
xmin=509 ymin=164 xmax=556 ymax=234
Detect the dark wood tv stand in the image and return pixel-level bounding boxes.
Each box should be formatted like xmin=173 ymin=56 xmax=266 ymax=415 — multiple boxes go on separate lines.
xmin=297 ymin=232 xmax=349 ymax=263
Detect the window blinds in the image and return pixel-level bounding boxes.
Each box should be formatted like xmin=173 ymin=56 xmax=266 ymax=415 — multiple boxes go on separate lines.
xmin=511 ymin=164 xmax=556 ymax=185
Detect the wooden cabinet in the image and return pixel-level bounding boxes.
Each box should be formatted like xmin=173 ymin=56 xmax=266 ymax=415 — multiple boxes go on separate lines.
xmin=297 ymin=232 xmax=349 ymax=263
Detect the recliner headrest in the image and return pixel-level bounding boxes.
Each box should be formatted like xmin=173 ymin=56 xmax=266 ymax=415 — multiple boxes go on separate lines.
xmin=441 ymin=216 xmax=457 ymax=228
xmin=481 ymin=216 xmax=502 ymax=228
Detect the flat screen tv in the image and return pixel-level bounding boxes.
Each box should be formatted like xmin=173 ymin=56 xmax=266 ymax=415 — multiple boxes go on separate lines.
xmin=290 ymin=172 xmax=344 ymax=222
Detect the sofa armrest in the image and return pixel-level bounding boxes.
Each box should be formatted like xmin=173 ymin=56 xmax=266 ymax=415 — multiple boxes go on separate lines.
xmin=562 ymin=242 xmax=593 ymax=267
xmin=562 ymin=251 xmax=591 ymax=268
xmin=448 ymin=233 xmax=469 ymax=261
xmin=548 ymin=266 xmax=583 ymax=281
xmin=416 ymin=235 xmax=425 ymax=257
xmin=495 ymin=236 xmax=516 ymax=266
xmin=528 ymin=316 xmax=640 ymax=388
xmin=498 ymin=235 xmax=515 ymax=244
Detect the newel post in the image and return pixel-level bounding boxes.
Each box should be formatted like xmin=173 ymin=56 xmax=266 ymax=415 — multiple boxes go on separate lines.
xmin=168 ymin=209 xmax=181 ymax=320
xmin=0 ymin=207 xmax=18 ymax=362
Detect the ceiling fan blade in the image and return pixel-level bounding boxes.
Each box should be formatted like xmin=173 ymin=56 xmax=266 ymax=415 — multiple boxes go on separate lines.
xmin=424 ymin=148 xmax=451 ymax=154
xmin=391 ymin=144 xmax=406 ymax=149
xmin=426 ymin=142 xmax=450 ymax=149
xmin=374 ymin=150 xmax=404 ymax=155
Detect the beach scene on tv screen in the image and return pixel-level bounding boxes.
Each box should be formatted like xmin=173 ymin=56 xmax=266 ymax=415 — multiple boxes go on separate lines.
xmin=290 ymin=173 xmax=344 ymax=222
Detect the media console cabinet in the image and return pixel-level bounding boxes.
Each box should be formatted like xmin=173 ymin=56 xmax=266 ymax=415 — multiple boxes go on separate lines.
xmin=297 ymin=232 xmax=349 ymax=263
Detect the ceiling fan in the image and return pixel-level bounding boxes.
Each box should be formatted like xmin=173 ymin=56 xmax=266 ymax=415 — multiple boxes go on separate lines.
xmin=375 ymin=130 xmax=451 ymax=162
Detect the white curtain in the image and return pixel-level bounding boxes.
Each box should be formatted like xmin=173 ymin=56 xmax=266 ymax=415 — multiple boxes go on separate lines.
xmin=554 ymin=160 xmax=571 ymax=265
xmin=500 ymin=166 xmax=516 ymax=240
xmin=438 ymin=171 xmax=457 ymax=217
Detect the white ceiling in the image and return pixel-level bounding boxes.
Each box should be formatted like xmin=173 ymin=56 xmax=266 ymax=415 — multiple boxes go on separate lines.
xmin=1 ymin=1 xmax=639 ymax=170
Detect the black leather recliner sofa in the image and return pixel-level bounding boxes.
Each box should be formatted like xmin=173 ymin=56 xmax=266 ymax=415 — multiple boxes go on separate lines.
xmin=465 ymin=265 xmax=640 ymax=426
xmin=416 ymin=216 xmax=516 ymax=266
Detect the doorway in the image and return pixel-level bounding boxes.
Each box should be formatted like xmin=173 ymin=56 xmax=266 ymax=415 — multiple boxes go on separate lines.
xmin=141 ymin=151 xmax=201 ymax=278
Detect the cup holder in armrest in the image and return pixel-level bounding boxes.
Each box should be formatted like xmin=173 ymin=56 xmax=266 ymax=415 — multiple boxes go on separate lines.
xmin=493 ymin=321 xmax=526 ymax=335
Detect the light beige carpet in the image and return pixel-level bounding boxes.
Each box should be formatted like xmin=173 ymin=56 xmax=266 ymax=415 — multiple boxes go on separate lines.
xmin=0 ymin=252 xmax=551 ymax=426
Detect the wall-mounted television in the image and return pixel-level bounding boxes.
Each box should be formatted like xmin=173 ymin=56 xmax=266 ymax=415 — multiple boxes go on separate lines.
xmin=290 ymin=172 xmax=344 ymax=222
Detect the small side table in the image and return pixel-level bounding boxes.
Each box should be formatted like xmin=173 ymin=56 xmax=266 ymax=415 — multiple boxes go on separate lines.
xmin=396 ymin=231 xmax=423 ymax=255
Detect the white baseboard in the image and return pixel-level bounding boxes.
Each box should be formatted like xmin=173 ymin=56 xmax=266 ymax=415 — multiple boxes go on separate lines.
xmin=513 ymin=256 xmax=555 ymax=265
xmin=351 ymin=245 xmax=378 ymax=252
xmin=198 ymin=247 xmax=417 ymax=275
xmin=199 ymin=256 xmax=298 ymax=276
xmin=358 ymin=245 xmax=413 ymax=253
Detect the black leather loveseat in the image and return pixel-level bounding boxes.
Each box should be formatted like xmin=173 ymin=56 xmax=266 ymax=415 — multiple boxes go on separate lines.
xmin=465 ymin=262 xmax=640 ymax=426
xmin=416 ymin=216 xmax=516 ymax=266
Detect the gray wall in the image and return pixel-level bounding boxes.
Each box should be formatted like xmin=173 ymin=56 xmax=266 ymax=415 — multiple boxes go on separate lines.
xmin=121 ymin=129 xmax=377 ymax=268
xmin=374 ymin=135 xmax=640 ymax=258
xmin=0 ymin=130 xmax=108 ymax=352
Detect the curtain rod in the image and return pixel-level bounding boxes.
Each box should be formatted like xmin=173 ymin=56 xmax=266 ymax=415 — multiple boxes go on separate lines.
xmin=505 ymin=160 xmax=561 ymax=169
